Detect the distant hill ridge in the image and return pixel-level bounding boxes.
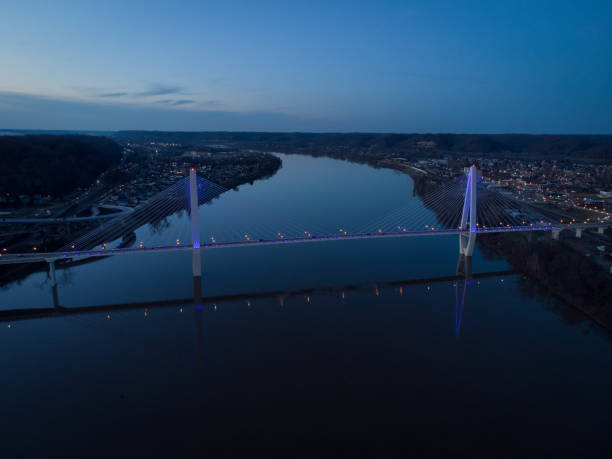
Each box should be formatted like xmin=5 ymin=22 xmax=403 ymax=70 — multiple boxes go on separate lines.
xmin=113 ymin=131 xmax=612 ymax=161
xmin=0 ymin=135 xmax=121 ymax=198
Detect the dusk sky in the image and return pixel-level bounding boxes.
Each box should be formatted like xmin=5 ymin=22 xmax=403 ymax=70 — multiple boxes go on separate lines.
xmin=1 ymin=0 xmax=611 ymax=133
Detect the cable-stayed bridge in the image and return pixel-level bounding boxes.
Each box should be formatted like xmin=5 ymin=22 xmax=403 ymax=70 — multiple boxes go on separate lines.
xmin=0 ymin=167 xmax=609 ymax=287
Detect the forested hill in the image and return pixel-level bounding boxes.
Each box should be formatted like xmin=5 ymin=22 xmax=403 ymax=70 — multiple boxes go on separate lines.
xmin=113 ymin=131 xmax=612 ymax=161
xmin=0 ymin=135 xmax=121 ymax=197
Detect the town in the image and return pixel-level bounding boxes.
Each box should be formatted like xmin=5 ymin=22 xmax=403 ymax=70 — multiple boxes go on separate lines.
xmin=380 ymin=156 xmax=610 ymax=208
xmin=378 ymin=156 xmax=612 ymax=275
xmin=0 ymin=139 xmax=281 ymax=263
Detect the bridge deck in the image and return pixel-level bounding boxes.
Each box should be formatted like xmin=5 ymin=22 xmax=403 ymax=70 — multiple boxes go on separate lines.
xmin=0 ymin=223 xmax=606 ymax=265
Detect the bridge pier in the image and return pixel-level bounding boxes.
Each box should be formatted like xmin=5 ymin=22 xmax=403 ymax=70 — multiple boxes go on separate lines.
xmin=456 ymin=254 xmax=473 ymax=280
xmin=575 ymin=228 xmax=582 ymax=238
xmin=47 ymin=259 xmax=57 ymax=287
xmin=552 ymin=229 xmax=560 ymax=240
xmin=459 ymin=233 xmax=476 ymax=257
xmin=192 ymin=248 xmax=202 ymax=277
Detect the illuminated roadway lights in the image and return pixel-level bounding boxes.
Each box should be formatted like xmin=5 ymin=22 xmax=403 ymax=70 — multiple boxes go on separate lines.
xmin=3 ymin=224 xmax=600 ymax=265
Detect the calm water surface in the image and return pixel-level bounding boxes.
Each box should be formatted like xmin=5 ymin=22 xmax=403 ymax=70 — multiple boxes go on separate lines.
xmin=1 ymin=154 xmax=611 ymax=457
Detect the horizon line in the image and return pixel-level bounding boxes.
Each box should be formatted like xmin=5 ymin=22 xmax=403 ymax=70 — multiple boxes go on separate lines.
xmin=2 ymin=128 xmax=612 ymax=136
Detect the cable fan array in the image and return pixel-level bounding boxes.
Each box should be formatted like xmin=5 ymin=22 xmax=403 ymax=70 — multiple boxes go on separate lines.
xmin=62 ymin=176 xmax=227 ymax=252
xmin=413 ymin=172 xmax=592 ymax=230
xmin=58 ymin=169 xmax=609 ymax=255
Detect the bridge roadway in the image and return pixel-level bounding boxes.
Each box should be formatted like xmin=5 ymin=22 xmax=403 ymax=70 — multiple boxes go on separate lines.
xmin=0 ymin=222 xmax=607 ymax=265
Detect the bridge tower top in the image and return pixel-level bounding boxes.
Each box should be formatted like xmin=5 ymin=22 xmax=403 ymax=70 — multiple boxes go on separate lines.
xmin=189 ymin=168 xmax=202 ymax=278
xmin=460 ymin=165 xmax=477 ymax=232
xmin=189 ymin=168 xmax=200 ymax=249
xmin=459 ymin=165 xmax=477 ymax=257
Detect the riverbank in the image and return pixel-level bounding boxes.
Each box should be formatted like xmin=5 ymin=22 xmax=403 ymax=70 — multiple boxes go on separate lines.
xmin=480 ymin=231 xmax=612 ymax=328
xmin=405 ymin=169 xmax=612 ymax=328
xmin=0 ymin=154 xmax=283 ymax=287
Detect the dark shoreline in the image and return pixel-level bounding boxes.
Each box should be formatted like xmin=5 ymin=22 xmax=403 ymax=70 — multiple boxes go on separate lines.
xmin=478 ymin=231 xmax=612 ymax=329
xmin=405 ymin=168 xmax=612 ymax=329
xmin=0 ymin=155 xmax=283 ymax=288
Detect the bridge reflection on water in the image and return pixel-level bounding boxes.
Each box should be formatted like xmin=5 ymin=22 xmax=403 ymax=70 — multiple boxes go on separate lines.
xmin=0 ymin=253 xmax=512 ymax=338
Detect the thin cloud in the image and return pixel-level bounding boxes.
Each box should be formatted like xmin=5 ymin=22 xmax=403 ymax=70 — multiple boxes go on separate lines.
xmin=171 ymin=99 xmax=194 ymax=106
xmin=135 ymin=84 xmax=186 ymax=97
xmin=77 ymin=83 xmax=191 ymax=100
xmin=98 ymin=92 xmax=128 ymax=98
xmin=0 ymin=90 xmax=316 ymax=131
xmin=155 ymin=99 xmax=195 ymax=106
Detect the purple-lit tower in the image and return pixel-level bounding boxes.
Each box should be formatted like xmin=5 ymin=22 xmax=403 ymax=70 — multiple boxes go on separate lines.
xmin=189 ymin=168 xmax=202 ymax=277
xmin=459 ymin=165 xmax=477 ymax=257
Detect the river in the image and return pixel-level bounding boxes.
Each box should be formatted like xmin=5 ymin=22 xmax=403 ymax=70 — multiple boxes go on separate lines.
xmin=1 ymin=154 xmax=611 ymax=457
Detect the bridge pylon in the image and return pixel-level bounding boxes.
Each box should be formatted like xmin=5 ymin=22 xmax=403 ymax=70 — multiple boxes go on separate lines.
xmin=459 ymin=165 xmax=477 ymax=257
xmin=189 ymin=168 xmax=202 ymax=277
xmin=46 ymin=259 xmax=57 ymax=287
xmin=456 ymin=253 xmax=473 ymax=279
